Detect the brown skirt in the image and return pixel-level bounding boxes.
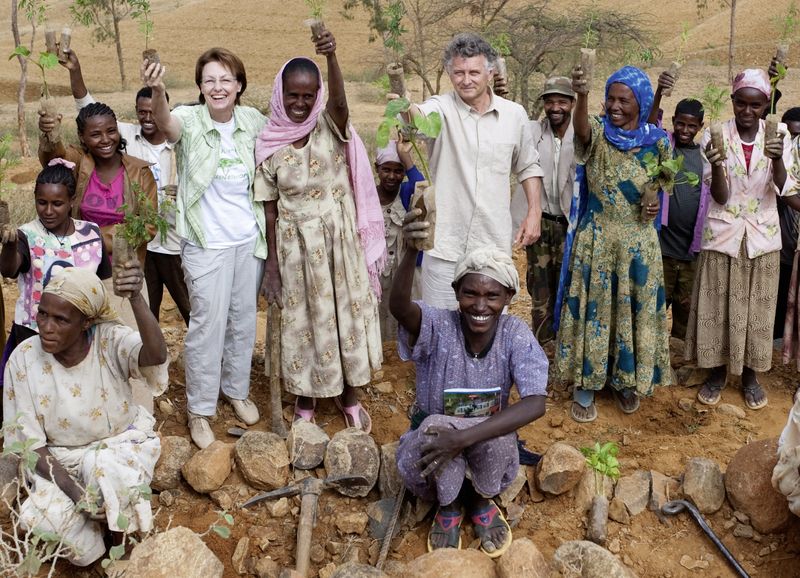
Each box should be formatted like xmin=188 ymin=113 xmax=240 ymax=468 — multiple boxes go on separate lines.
xmin=684 ymin=241 xmax=779 ymax=375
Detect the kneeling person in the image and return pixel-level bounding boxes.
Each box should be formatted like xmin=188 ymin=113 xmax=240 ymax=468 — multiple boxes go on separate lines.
xmin=389 ymin=211 xmax=548 ymax=557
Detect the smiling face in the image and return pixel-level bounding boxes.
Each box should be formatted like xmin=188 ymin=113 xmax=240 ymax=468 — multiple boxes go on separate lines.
xmin=786 ymin=120 xmax=800 ymax=139
xmin=199 ymin=61 xmax=242 ymax=121
xmin=731 ymin=88 xmax=769 ymax=133
xmin=543 ymin=94 xmax=575 ymax=131
xmin=454 ymin=273 xmax=513 ymax=336
xmin=79 ymin=114 xmax=121 ymax=161
xmin=282 ymin=71 xmax=319 ymax=124
xmin=605 ymin=83 xmax=640 ymax=131
xmin=671 ymin=112 xmax=703 ymax=147
xmin=35 ymin=183 xmax=73 ymax=235
xmin=376 ymin=161 xmax=405 ymax=196
xmin=448 ymin=55 xmax=493 ymax=107
xmin=36 ymin=293 xmax=90 ymax=356
xmin=135 ymin=96 xmax=159 ymax=139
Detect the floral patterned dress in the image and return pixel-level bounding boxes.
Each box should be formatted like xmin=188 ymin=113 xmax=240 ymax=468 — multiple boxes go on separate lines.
xmin=255 ymin=112 xmax=382 ymax=398
xmin=556 ymin=116 xmax=673 ymax=395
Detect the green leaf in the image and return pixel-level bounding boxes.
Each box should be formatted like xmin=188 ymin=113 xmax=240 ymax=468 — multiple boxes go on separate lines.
xmin=9 ymin=45 xmax=31 ymax=60
xmin=223 ymin=512 xmax=234 ymax=525
xmin=376 ymin=121 xmax=392 ymax=148
xmin=422 ymin=112 xmax=442 ymax=138
xmin=109 ymin=544 xmax=126 ymax=560
xmin=116 ymin=513 xmax=129 ymax=530
xmin=685 ymin=171 xmax=700 ymax=187
xmin=38 ymin=52 xmax=59 ymax=69
xmin=384 ymin=97 xmax=411 ymax=117
xmin=101 ymin=559 xmax=112 ymax=569
xmin=212 ymin=525 xmax=231 ymax=539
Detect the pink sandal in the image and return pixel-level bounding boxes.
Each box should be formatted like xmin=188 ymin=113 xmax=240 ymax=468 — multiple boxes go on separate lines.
xmin=294 ymin=397 xmax=316 ymax=424
xmin=334 ymin=397 xmax=372 ymax=434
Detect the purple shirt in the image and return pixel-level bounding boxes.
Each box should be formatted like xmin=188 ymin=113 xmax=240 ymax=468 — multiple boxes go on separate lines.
xmin=80 ymin=168 xmax=125 ymax=227
xmin=398 ymin=301 xmax=548 ymax=414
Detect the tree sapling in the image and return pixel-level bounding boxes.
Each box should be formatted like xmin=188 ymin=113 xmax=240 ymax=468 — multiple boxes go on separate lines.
xmin=702 ymin=83 xmax=729 ymax=161
xmin=580 ymin=11 xmax=599 ymax=88
xmin=8 ymin=43 xmax=60 ymax=145
xmin=383 ymin=0 xmax=407 ymax=97
xmin=641 ymin=151 xmax=700 ymax=221
xmin=663 ymin=22 xmax=690 ymax=98
xmin=304 ymin=0 xmax=326 ymax=41
xmin=580 ymin=441 xmax=621 ymax=545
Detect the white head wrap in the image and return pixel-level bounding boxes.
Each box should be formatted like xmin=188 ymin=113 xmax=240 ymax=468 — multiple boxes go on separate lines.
xmin=376 ymin=140 xmax=401 ymax=166
xmin=43 ymin=267 xmax=120 ymax=325
xmin=453 ymin=247 xmax=519 ymax=293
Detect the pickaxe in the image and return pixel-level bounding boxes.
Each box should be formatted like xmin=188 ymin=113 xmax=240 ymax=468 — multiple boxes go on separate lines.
xmin=243 ymin=475 xmax=369 ymax=577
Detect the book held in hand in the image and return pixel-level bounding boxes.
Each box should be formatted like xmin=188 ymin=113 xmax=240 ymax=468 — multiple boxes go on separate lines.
xmin=443 ymin=387 xmax=501 ymax=418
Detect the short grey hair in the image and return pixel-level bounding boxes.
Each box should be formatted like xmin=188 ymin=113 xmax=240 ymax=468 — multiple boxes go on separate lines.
xmin=443 ymin=33 xmax=497 ymax=72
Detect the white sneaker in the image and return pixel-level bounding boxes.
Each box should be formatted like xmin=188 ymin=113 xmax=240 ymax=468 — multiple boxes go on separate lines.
xmin=188 ymin=413 xmax=215 ymax=449
xmin=226 ymin=397 xmax=260 ymax=426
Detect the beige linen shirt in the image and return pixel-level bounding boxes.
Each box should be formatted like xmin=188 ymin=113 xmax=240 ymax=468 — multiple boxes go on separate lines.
xmin=418 ymin=91 xmax=543 ymax=261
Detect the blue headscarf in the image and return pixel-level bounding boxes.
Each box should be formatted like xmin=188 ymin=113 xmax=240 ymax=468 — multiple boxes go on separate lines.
xmin=602 ymin=66 xmax=667 ymax=151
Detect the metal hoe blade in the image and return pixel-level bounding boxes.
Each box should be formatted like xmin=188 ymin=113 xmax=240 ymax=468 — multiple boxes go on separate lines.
xmin=661 ymin=500 xmax=750 ymax=578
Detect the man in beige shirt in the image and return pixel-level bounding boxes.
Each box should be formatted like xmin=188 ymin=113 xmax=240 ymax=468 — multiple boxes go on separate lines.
xmin=413 ymin=33 xmax=544 ymax=309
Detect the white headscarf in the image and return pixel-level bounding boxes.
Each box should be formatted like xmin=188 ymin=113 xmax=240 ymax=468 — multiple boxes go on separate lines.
xmin=376 ymin=140 xmax=401 ymax=166
xmin=453 ymin=248 xmax=519 ymax=293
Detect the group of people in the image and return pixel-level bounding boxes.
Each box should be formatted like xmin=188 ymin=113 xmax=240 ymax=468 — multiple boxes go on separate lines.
xmin=4 ymin=25 xmax=800 ymax=569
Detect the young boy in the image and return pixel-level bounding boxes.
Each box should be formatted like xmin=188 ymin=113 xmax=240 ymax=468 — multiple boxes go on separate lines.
xmin=650 ymin=72 xmax=710 ymax=343
xmin=375 ymin=140 xmax=424 ymax=340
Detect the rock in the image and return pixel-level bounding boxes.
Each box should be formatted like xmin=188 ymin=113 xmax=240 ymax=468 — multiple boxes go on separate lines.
xmin=319 ymin=563 xmax=337 ymax=578
xmin=0 ymin=454 xmax=21 ymax=521
xmin=248 ymin=526 xmax=278 ymax=551
xmin=552 ymin=540 xmax=637 ymax=578
xmin=648 ymin=470 xmax=680 ymax=511
xmin=733 ymin=511 xmax=750 ymax=524
xmin=572 ymin=468 xmax=614 ymax=514
xmin=499 ymin=465 xmax=528 ymax=507
xmin=335 ymin=510 xmax=369 ymax=535
xmin=367 ymin=498 xmax=395 ymax=539
xmin=506 ymin=502 xmax=525 ymax=526
xmin=311 ymin=544 xmax=326 ymax=563
xmin=549 ymin=415 xmax=564 ymax=428
xmin=235 ymin=432 xmax=291 ymax=491
xmin=679 ymin=555 xmax=709 ymax=570
xmin=717 ymin=403 xmax=746 ymax=419
xmin=682 ymin=458 xmax=725 ymax=514
xmin=324 ymin=428 xmax=380 ymax=497
xmin=329 ymin=563 xmax=388 ymax=578
xmin=232 ymin=537 xmax=249 ymax=575
xmin=374 ymin=381 xmax=394 ymax=394
xmin=608 ymin=497 xmax=630 ymax=525
xmin=496 ymin=538 xmax=549 ymax=578
xmin=157 ymin=397 xmax=175 ymax=415
xmin=724 ymin=519 xmax=736 ymax=530
xmin=125 ymin=526 xmax=223 ymax=577
xmin=269 ymin=497 xmax=290 ymax=518
xmin=181 ymin=441 xmax=233 ymax=494
xmin=405 ymin=549 xmax=498 ymax=577
xmin=378 ymin=441 xmax=402 ymax=499
xmin=536 ymin=443 xmax=586 ymax=495
xmin=210 ymin=489 xmax=234 ymax=511
xmin=678 ymin=398 xmax=694 ymax=412
xmin=733 ymin=524 xmax=754 ymax=538
xmin=614 ymin=471 xmax=651 ymax=517
xmin=158 ymin=490 xmax=175 ymax=507
xmin=725 ymin=438 xmax=791 ymax=534
xmin=153 ymin=436 xmax=194 ymax=491
xmin=287 ymin=420 xmax=329 ymax=470
xmin=607 ymin=538 xmax=620 ymax=554
xmin=255 ymin=557 xmax=280 ymax=578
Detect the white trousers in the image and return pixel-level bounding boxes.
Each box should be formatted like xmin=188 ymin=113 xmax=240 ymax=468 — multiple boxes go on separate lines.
xmin=181 ymin=239 xmax=264 ymax=416
xmin=421 ymin=254 xmax=458 ymax=310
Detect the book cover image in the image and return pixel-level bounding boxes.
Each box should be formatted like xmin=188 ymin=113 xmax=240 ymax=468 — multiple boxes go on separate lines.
xmin=443 ymin=387 xmax=502 ymax=418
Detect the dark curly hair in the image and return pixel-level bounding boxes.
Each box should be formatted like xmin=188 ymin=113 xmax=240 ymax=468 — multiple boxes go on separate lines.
xmin=35 ymin=162 xmax=77 ymax=199
xmin=75 ymin=102 xmax=127 ymax=154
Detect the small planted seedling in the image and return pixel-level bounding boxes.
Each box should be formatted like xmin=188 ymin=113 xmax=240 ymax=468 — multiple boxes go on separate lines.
xmin=304 ymin=0 xmax=326 ymax=41
xmin=766 ymin=63 xmax=788 ymax=141
xmin=641 ymin=151 xmax=700 ymax=221
xmin=490 ymin=32 xmax=512 ymax=96
xmin=9 ymin=43 xmax=60 ymax=145
xmin=664 ymin=22 xmax=691 ymax=97
xmin=774 ymin=0 xmax=799 ymax=64
xmin=114 ymin=184 xmax=169 ymax=297
xmin=580 ymin=441 xmax=621 ymax=545
xmin=132 ymin=0 xmax=158 ymax=65
xmin=384 ymin=1 xmax=407 ymax=97
xmin=580 ymin=11 xmax=599 ymax=88
xmin=377 ymin=97 xmax=441 ymax=251
xmin=701 ymin=83 xmax=729 ymax=161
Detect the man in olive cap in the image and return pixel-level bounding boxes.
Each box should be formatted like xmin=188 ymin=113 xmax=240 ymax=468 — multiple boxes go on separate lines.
xmin=512 ymin=76 xmax=576 ymax=346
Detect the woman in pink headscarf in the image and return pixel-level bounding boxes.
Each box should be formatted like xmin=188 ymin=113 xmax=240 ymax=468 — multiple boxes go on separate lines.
xmin=685 ymin=68 xmax=800 ymax=410
xmin=254 ymin=29 xmax=384 ymax=432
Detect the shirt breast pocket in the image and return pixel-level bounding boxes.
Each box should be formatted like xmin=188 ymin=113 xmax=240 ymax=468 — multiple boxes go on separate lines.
xmin=491 ymin=143 xmax=515 ymax=175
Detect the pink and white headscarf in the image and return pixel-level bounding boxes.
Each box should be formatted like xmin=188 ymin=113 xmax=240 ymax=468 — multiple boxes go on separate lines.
xmin=255 ymin=59 xmax=386 ymax=298
xmin=732 ymin=69 xmax=771 ymax=99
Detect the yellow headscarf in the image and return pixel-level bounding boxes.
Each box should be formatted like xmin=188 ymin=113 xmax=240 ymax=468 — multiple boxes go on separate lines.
xmin=43 ymin=268 xmax=120 ymax=325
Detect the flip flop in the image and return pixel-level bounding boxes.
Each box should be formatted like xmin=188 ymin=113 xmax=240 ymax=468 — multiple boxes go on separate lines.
xmin=697 ymin=381 xmax=723 ymax=406
xmin=570 ymin=401 xmax=597 ymax=423
xmin=334 ymin=397 xmax=372 ymax=434
xmin=427 ymin=507 xmax=463 ymax=552
xmin=743 ymin=382 xmax=768 ymax=410
xmin=294 ymin=397 xmax=316 ymax=424
xmin=470 ymin=499 xmax=512 ymax=559
xmin=613 ymin=389 xmax=640 ymax=414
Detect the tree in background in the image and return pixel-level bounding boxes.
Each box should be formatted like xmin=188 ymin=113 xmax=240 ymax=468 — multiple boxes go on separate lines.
xmin=10 ymin=0 xmax=47 ymax=158
xmin=696 ymin=0 xmax=737 ymax=82
xmin=70 ymin=0 xmax=152 ymax=90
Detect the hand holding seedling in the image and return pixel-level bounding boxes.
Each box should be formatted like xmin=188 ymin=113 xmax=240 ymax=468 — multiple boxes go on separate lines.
xmin=57 ymin=47 xmax=80 ymax=72
xmin=769 ymin=57 xmax=788 ymax=80
xmin=314 ymin=29 xmax=337 ymax=57
xmin=113 ymin=259 xmax=145 ymax=298
xmin=656 ymin=71 xmax=676 ymax=93
xmin=704 ymin=142 xmax=725 ymax=167
xmin=140 ymin=59 xmax=166 ymax=92
xmin=764 ymin=133 xmax=786 ymax=160
xmin=493 ymin=72 xmax=509 ymax=97
xmin=402 ymin=207 xmax=430 ymax=244
xmin=38 ymin=110 xmax=62 ymax=135
xmin=571 ymin=66 xmax=589 ymax=95
xmin=0 ymin=225 xmax=16 ymax=245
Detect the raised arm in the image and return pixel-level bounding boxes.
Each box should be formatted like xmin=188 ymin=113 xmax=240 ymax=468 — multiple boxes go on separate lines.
xmin=141 ymin=61 xmax=181 ymax=142
xmin=114 ymin=260 xmax=168 ymax=367
xmin=59 ymin=48 xmax=88 ymax=101
xmin=571 ymin=66 xmax=590 ymax=149
xmin=389 ymin=209 xmax=429 ymax=340
xmin=316 ymin=30 xmax=348 ymax=134
xmin=647 ymin=70 xmax=675 ymax=125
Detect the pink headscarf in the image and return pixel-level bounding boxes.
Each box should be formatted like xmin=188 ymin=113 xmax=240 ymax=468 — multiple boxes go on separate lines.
xmin=732 ymin=69 xmax=771 ymax=99
xmin=255 ymin=60 xmax=386 ymax=298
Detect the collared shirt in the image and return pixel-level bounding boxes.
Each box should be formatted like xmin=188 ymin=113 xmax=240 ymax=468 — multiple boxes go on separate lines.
xmin=548 ymin=136 xmax=563 ymax=215
xmin=76 ymin=93 xmax=181 ymax=254
xmin=418 ymin=91 xmax=543 ymax=261
xmin=172 ymin=104 xmax=267 ymax=258
xmin=700 ymin=119 xmax=797 ymax=258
